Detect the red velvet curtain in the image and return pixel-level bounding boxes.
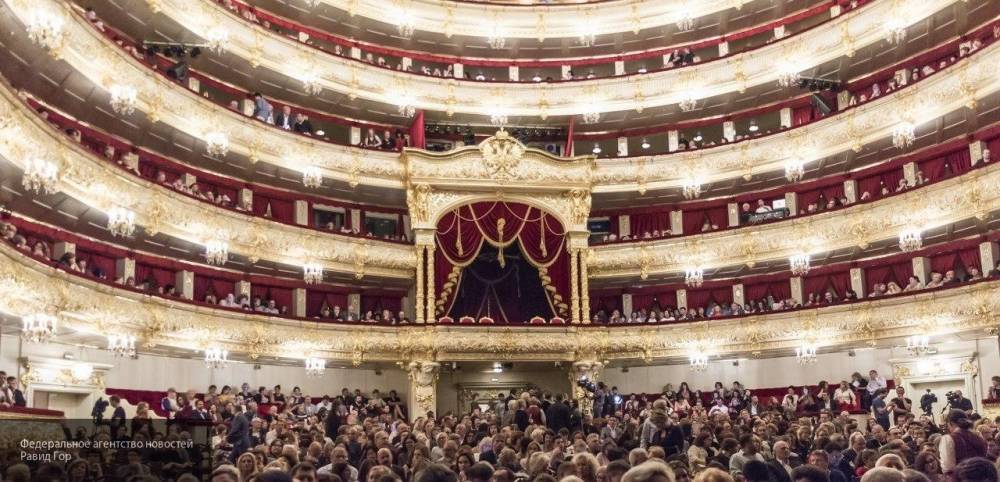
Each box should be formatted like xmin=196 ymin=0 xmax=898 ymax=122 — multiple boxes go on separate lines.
xmin=957 ymin=247 xmax=981 ymax=271
xmin=193 ymin=274 xmax=236 ymax=301
xmin=930 ymin=252 xmax=959 ymax=274
xmin=253 ymin=195 xmax=294 ymax=223
xmin=75 ymin=247 xmax=116 ymax=279
xmin=682 ymin=210 xmax=708 ymax=233
xmin=630 ymin=212 xmax=671 ymax=236
xmin=134 ymin=262 xmax=174 ymax=289
xmin=631 ymin=290 xmax=677 ymax=312
xmin=306 ymin=291 xmax=349 ymax=317
xmin=361 ymin=295 xmax=403 ymax=314
xmin=409 ymin=111 xmax=426 ymax=149
xmin=589 ymin=294 xmax=621 ymax=315
xmin=434 ymin=202 xmax=570 ymax=320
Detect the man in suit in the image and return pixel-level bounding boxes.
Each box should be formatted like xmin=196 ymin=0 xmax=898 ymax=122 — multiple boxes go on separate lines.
xmin=274 ymin=105 xmax=294 ymax=130
xmin=293 ymin=113 xmax=314 ymax=135
xmin=109 ymin=395 xmax=127 ymax=439
xmin=227 ymin=403 xmax=251 ymax=462
xmin=545 ymin=393 xmax=571 ymax=432
xmin=5 ymin=376 xmax=26 ymax=407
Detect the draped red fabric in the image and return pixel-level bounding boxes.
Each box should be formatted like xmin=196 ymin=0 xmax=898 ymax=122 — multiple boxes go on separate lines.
xmin=711 ymin=287 xmax=734 ymax=306
xmin=306 ymin=291 xmax=349 ymax=317
xmin=251 ymin=285 xmax=293 ymax=310
xmin=253 ymin=195 xmax=294 ymax=223
xmin=705 ymin=207 xmax=728 ymax=230
xmin=434 ymin=202 xmax=570 ymax=320
xmin=744 ymin=281 xmax=770 ymax=301
xmin=792 ymin=105 xmax=816 ymax=126
xmin=930 ymin=252 xmax=959 ymax=274
xmin=829 ymin=271 xmax=851 ymax=297
xmin=409 ymin=111 xmax=426 ymax=149
xmin=865 ymin=266 xmax=892 ymax=291
xmin=193 ymin=274 xmax=236 ymax=300
xmin=630 ymin=290 xmax=677 ymax=312
xmin=891 ymin=260 xmax=914 ymax=285
xmin=957 ymin=247 xmax=982 ymax=271
xmin=565 ymin=116 xmax=575 ymax=157
xmin=75 ymin=247 xmax=116 ymax=279
xmin=685 ymin=288 xmax=712 ymax=310
xmin=769 ymin=280 xmax=792 ymax=301
xmin=361 ymin=296 xmax=403 ymax=314
xmin=134 ymin=263 xmax=175 ymax=289
xmin=803 ymin=274 xmax=830 ymax=299
xmin=630 ymin=212 xmax=671 ymax=236
xmin=589 ymin=294 xmax=621 ymax=315
xmin=682 ymin=210 xmax=709 ymax=234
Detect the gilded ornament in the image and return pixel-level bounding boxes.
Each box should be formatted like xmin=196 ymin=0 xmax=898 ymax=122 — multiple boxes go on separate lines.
xmin=479 ymin=130 xmax=526 ymax=181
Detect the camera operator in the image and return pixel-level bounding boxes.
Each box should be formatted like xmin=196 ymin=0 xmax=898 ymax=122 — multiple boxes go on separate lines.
xmin=889 ymin=386 xmax=912 ymax=426
xmin=946 ymin=390 xmax=974 ymax=414
xmin=919 ymin=389 xmax=938 ymax=416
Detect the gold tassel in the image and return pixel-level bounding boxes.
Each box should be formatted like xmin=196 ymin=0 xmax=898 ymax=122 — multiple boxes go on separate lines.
xmin=497 ymin=218 xmax=506 ymax=268
xmin=539 ymin=214 xmax=547 ymax=257
xmin=456 ymin=217 xmax=464 ymax=256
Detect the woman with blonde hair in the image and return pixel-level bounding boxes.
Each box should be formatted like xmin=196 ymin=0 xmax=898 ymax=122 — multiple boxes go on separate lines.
xmin=693 ymin=467 xmax=732 ymax=482
xmin=235 ymin=452 xmax=260 ymax=481
xmin=622 ymin=461 xmax=676 ymax=482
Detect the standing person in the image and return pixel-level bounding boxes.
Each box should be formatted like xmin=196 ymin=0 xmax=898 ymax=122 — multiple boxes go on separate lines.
xmin=546 ymin=394 xmax=571 ymax=432
xmin=593 ymin=382 xmax=608 ymax=418
xmin=227 ymin=403 xmax=251 ymax=463
xmin=889 ymin=387 xmax=912 ymax=426
xmin=939 ymin=410 xmax=987 ymax=478
xmin=872 ymin=389 xmax=891 ymax=430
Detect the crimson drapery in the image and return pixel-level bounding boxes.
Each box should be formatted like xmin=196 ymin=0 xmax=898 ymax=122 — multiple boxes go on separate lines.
xmin=630 ymin=212 xmax=671 ymax=236
xmin=589 ymin=294 xmax=621 ymax=315
xmin=630 ymin=289 xmax=678 ymax=312
xmin=409 ymin=111 xmax=426 ymax=149
xmin=193 ymin=274 xmax=238 ymax=300
xmin=958 ymin=247 xmax=982 ymax=271
xmin=361 ymin=295 xmax=403 ymax=315
xmin=434 ymin=202 xmax=570 ymax=320
xmin=931 ymin=252 xmax=960 ymax=274
xmin=565 ymin=117 xmax=575 ymax=157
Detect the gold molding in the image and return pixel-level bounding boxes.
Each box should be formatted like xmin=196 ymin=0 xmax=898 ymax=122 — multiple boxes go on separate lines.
xmin=1 ymin=240 xmax=997 ymax=363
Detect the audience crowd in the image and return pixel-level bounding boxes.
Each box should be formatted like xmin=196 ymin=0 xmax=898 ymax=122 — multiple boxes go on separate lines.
xmin=4 ymin=372 xmax=1000 ymax=482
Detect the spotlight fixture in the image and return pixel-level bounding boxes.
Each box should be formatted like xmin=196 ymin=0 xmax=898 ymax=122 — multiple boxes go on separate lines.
xmin=592 ymin=143 xmax=602 ymax=154
xmin=748 ymin=120 xmax=759 ymax=132
xmin=692 ymin=132 xmax=703 ymax=142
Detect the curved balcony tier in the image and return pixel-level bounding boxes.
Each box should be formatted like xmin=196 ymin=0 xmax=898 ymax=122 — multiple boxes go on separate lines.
xmin=0 ymin=236 xmax=995 ymax=362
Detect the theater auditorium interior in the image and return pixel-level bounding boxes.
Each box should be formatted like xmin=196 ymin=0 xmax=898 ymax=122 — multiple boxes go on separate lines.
xmin=0 ymin=0 xmax=999 ymax=481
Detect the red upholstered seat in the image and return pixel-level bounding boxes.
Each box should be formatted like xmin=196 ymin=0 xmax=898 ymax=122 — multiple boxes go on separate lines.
xmin=459 ymin=316 xmax=476 ymax=324
xmin=550 ymin=317 xmax=566 ymax=324
xmin=479 ymin=317 xmax=495 ymax=324
xmin=438 ymin=316 xmax=454 ymax=324
xmin=529 ymin=316 xmax=546 ymax=324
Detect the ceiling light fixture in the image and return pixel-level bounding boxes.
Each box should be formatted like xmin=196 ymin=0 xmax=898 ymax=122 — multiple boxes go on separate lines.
xmin=106 ymin=207 xmax=136 ymax=238
xmin=784 ymin=157 xmax=806 ymax=182
xmin=108 ymin=83 xmax=138 ymax=115
xmin=303 ymin=263 xmax=324 ymax=284
xmin=898 ymin=228 xmax=923 ymax=252
xmin=204 ymin=131 xmax=229 ymax=157
xmin=684 ymin=266 xmax=704 ymax=287
xmin=302 ymin=166 xmax=323 ymax=188
xmin=25 ymin=7 xmax=65 ymax=53
xmin=21 ymin=158 xmax=59 ymax=195
xmin=305 ymin=357 xmax=326 ymax=376
xmin=108 ymin=334 xmax=137 ymax=358
xmin=205 ymin=239 xmax=229 ymax=266
xmin=204 ymin=27 xmax=229 ymax=54
xmin=789 ymin=254 xmax=811 ymax=276
xmin=204 ymin=346 xmax=229 ymax=369
xmin=892 ymin=122 xmax=915 ymax=149
xmin=21 ymin=313 xmax=57 ymax=343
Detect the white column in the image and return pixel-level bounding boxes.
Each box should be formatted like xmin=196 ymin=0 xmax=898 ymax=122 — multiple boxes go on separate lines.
xmin=175 ymin=271 xmax=194 ymax=300
xmin=180 ymin=173 xmax=196 ymax=188
xmin=350 ymin=127 xmax=361 ymax=146
xmin=621 ymin=294 xmax=633 ymax=317
xmin=350 ymin=46 xmax=361 ymax=59
xmin=115 ymin=258 xmax=135 ymax=282
xmin=453 ymin=63 xmax=464 ymax=79
xmin=236 ymin=280 xmax=251 ymax=298
xmin=790 ymin=277 xmax=804 ymax=305
xmin=618 ymin=215 xmax=630 ymax=238
xmin=969 ymin=140 xmax=985 ymax=165
xmin=903 ymin=162 xmax=917 ymax=186
xmin=238 ymin=188 xmax=253 ymax=210
xmin=406 ymin=361 xmax=441 ymax=420
xmin=401 ymin=57 xmax=412 ymax=71
xmin=348 ymin=293 xmax=362 ymax=320
xmin=187 ymin=76 xmax=201 ymax=93
xmin=614 ymin=60 xmax=625 ymax=76
xmin=52 ymin=242 xmax=75 ymax=261
xmin=669 ymin=210 xmax=683 ymax=235
xmin=350 ymin=209 xmax=362 ymax=232
xmin=836 ymin=91 xmax=851 ymax=111
xmin=723 ymin=121 xmax=736 ymax=142
xmin=850 ymin=268 xmax=866 ymax=298
xmin=676 ymin=289 xmax=688 ymax=309
xmin=773 ymin=25 xmax=786 ymax=40
xmin=830 ymin=5 xmax=842 ymax=16
xmin=617 ymin=137 xmax=628 ymax=157
xmin=785 ymin=192 xmax=798 ymax=216
xmin=980 ymin=241 xmax=999 ymax=273
xmin=779 ymin=108 xmax=793 ymax=128
xmin=561 ymin=65 xmax=572 ymax=79
xmin=292 ymin=288 xmax=306 ymax=318
xmin=294 ymin=200 xmax=309 ymax=226
xmin=727 ymin=203 xmax=739 ymax=227
xmin=718 ymin=42 xmax=729 ymax=57
xmin=508 ymin=66 xmax=519 ymax=82
xmin=843 ymin=180 xmax=858 ymax=204
xmin=912 ymin=257 xmax=931 ymax=284
xmin=732 ymin=284 xmax=745 ymax=306
xmin=667 ymin=130 xmax=679 ymax=152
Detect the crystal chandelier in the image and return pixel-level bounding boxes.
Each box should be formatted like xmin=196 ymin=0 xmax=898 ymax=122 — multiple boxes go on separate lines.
xmin=204 ymin=347 xmax=229 ymax=369
xmin=678 ymin=93 xmax=698 ymax=112
xmin=25 ymin=7 xmax=65 ymax=52
xmin=487 ymin=24 xmax=506 ymax=49
xmin=302 ymin=166 xmax=322 ymax=188
xmin=892 ymin=122 xmax=915 ymax=149
xmin=883 ymin=19 xmax=907 ymax=45
xmin=22 ymin=158 xmax=59 ymax=195
xmin=22 ymin=313 xmax=57 ymax=343
xmin=205 ymin=239 xmax=229 ymax=265
xmin=108 ymin=334 xmax=137 ymax=358
xmin=395 ymin=94 xmax=416 ymax=118
xmin=796 ymin=343 xmax=818 ymax=364
xmin=303 ymin=263 xmax=323 ymax=284
xmin=684 ymin=266 xmax=704 ymax=288
xmin=905 ymin=335 xmax=931 ymax=356
xmin=205 ymin=27 xmax=229 ymax=54
xmin=789 ymin=254 xmax=811 ymax=276
xmin=305 ymin=357 xmax=326 ymax=376
xmin=688 ymin=351 xmax=708 ymax=371
xmin=784 ymin=157 xmax=805 ymax=182
xmin=581 ymin=110 xmax=600 ymax=124
xmin=489 ymin=106 xmax=509 ymax=128
xmin=107 ymin=207 xmax=136 ymax=238
xmin=71 ymin=364 xmax=93 ymax=383
xmin=577 ymin=26 xmax=597 ymax=47
xmin=109 ymin=84 xmax=138 ymax=115
xmin=898 ymin=228 xmax=922 ymax=252
xmin=777 ymin=69 xmax=800 ymax=89
xmin=205 ymin=132 xmax=229 ymax=157
xmin=299 ymin=72 xmax=323 ymax=96
xmin=675 ymin=10 xmax=695 ymax=31
xmin=681 ymin=179 xmax=702 ymax=200
xmin=394 ymin=9 xmax=415 ymax=39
